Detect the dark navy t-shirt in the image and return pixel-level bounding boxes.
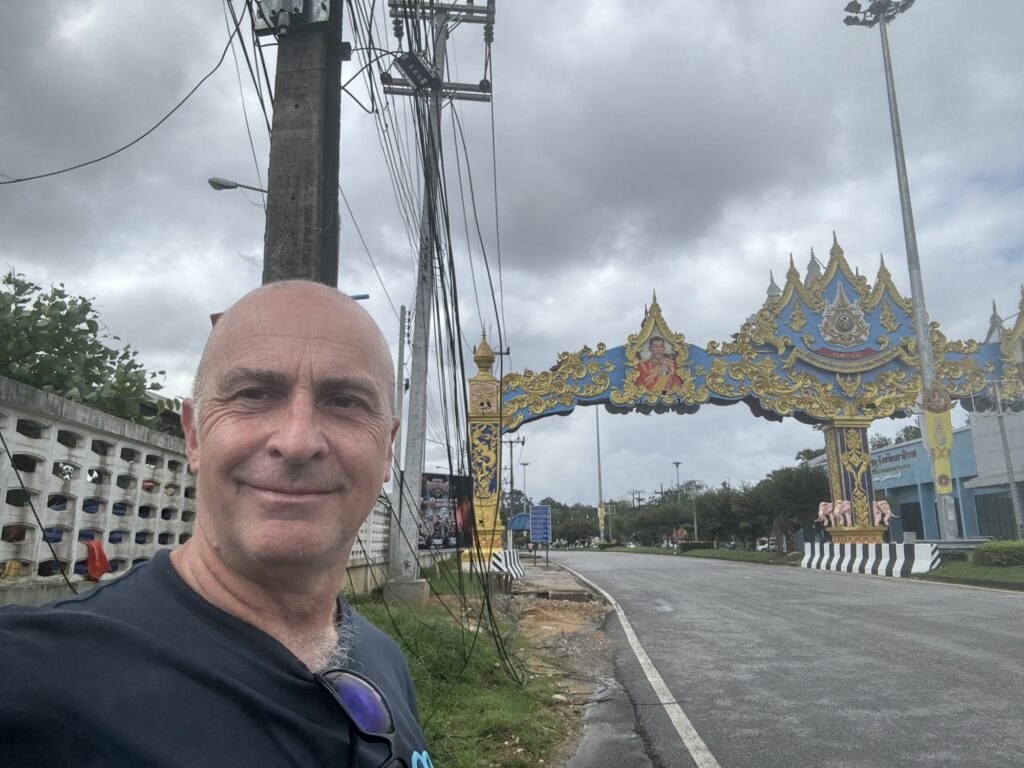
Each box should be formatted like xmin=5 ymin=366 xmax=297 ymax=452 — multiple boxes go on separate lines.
xmin=0 ymin=551 xmax=432 ymax=767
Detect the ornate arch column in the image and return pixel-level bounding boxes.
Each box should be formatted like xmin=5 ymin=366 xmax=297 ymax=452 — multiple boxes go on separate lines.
xmin=466 ymin=336 xmax=505 ymax=564
xmin=823 ymin=418 xmax=886 ymax=543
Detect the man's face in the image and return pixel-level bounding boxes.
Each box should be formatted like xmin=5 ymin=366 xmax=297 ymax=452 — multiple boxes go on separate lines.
xmin=649 ymin=339 xmax=666 ymax=358
xmin=182 ymin=285 xmax=398 ymax=574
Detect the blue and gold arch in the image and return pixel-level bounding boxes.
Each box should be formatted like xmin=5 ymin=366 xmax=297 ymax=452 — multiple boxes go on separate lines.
xmin=467 ymin=236 xmax=1022 ymax=556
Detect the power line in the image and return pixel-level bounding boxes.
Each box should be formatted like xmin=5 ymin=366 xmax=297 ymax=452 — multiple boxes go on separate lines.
xmin=223 ymin=0 xmax=268 ymax=210
xmin=0 ymin=14 xmax=246 ymax=186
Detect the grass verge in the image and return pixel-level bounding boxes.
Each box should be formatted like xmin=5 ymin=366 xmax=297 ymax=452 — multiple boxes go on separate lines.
xmin=600 ymin=545 xmax=682 ymax=556
xmin=680 ymin=548 xmax=804 ymax=566
xmin=353 ymin=591 xmax=569 ymax=768
xmin=918 ymin=560 xmax=1024 ymax=590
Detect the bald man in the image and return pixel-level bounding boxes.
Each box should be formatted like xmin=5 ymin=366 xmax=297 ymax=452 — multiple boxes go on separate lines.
xmin=0 ymin=282 xmax=433 ymax=767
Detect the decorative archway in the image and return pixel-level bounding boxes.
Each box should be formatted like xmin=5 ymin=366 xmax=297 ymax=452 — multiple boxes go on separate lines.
xmin=467 ymin=236 xmax=1023 ymax=560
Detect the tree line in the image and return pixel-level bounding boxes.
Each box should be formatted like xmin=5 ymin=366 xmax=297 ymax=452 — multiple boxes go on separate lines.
xmin=502 ymin=459 xmax=831 ymax=549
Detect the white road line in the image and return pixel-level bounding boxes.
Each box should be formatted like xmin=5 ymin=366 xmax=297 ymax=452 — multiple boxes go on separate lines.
xmin=562 ymin=565 xmax=722 ymax=768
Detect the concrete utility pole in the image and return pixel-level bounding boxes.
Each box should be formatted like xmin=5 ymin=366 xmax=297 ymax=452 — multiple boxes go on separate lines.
xmin=257 ymin=0 xmax=350 ymax=286
xmin=521 ymin=461 xmax=530 ymax=515
xmin=504 ymin=436 xmax=526 ymax=500
xmin=392 ymin=304 xmax=408 ymax=480
xmin=386 ymin=0 xmax=495 ymax=584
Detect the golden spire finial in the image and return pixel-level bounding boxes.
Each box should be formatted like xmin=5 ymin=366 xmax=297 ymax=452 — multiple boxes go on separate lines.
xmin=474 ymin=333 xmax=496 ymax=373
xmin=830 ymin=231 xmax=844 ymax=260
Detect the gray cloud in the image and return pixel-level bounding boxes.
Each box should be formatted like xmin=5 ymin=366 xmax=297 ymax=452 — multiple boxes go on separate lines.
xmin=1 ymin=0 xmax=1021 ymax=504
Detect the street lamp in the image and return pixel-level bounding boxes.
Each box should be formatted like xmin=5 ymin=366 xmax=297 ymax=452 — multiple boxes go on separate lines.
xmin=673 ymin=461 xmax=681 ymax=504
xmin=843 ymin=0 xmax=954 ymax=539
xmin=207 ymin=176 xmax=268 ymax=194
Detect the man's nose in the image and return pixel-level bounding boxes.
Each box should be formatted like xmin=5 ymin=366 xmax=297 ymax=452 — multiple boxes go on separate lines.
xmin=266 ymin=395 xmax=328 ymax=463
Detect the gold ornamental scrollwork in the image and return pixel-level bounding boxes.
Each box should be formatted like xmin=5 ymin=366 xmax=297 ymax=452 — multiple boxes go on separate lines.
xmin=469 ymin=423 xmax=499 ymax=503
xmin=839 ymin=428 xmax=872 ymax=526
xmin=879 ymin=300 xmax=900 ymax=333
xmin=501 ymin=345 xmax=612 ymax=431
xmin=788 ymin=300 xmax=807 ymax=333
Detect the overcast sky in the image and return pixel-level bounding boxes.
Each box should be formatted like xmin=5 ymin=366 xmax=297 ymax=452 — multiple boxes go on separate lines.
xmin=2 ymin=1 xmax=1022 ymax=506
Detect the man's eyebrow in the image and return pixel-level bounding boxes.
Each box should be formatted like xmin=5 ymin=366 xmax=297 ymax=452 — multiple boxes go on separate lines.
xmin=217 ymin=368 xmax=289 ymax=391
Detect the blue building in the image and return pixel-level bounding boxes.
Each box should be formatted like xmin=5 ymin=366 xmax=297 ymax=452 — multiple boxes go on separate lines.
xmin=869 ymin=415 xmax=1022 ymax=541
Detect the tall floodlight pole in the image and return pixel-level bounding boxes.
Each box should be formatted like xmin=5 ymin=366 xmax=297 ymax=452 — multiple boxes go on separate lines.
xmin=673 ymin=461 xmax=681 ymax=504
xmin=992 ymin=382 xmax=1024 ymax=537
xmin=844 ymin=0 xmax=954 ymax=539
xmin=595 ymin=408 xmax=606 ymax=541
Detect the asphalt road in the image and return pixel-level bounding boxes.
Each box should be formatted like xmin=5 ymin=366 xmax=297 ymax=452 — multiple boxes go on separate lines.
xmin=553 ymin=551 xmax=1024 ymax=768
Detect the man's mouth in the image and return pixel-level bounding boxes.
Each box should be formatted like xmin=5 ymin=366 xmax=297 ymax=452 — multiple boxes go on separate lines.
xmin=244 ymin=483 xmax=336 ymax=498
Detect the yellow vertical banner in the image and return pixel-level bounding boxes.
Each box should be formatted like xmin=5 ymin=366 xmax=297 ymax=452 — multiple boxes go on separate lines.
xmin=924 ymin=409 xmax=954 ymax=495
xmin=597 ymin=502 xmax=606 ymax=540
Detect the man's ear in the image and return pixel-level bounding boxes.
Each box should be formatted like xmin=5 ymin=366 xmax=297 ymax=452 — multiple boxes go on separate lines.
xmin=383 ymin=417 xmax=400 ymax=483
xmin=181 ymin=399 xmax=201 ymax=475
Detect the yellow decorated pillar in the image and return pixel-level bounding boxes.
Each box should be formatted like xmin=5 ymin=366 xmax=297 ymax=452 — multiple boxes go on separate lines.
xmin=822 ymin=418 xmax=886 ymax=544
xmin=464 ymin=335 xmax=505 ymax=566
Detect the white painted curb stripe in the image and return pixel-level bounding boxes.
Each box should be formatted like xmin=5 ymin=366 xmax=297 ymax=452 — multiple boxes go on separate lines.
xmin=562 ymin=565 xmax=722 ymax=768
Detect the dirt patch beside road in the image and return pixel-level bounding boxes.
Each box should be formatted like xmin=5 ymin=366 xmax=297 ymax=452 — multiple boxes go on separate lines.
xmin=513 ymin=595 xmax=614 ymax=765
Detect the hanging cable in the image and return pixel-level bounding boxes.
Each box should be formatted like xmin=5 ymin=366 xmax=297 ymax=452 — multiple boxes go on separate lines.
xmin=0 ymin=15 xmax=247 ymax=186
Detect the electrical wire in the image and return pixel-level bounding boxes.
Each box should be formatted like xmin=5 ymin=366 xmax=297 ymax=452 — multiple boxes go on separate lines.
xmin=0 ymin=14 xmax=247 ymax=186
xmin=339 ymin=185 xmax=399 ymax=318
xmin=223 ymin=0 xmax=268 ymax=210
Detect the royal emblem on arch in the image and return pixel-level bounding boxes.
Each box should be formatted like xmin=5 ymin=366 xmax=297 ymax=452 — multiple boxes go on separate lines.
xmin=819 ymin=283 xmax=870 ymax=348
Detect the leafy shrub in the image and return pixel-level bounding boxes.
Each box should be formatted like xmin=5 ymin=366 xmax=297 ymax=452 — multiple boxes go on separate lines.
xmin=972 ymin=540 xmax=1024 ymax=567
xmin=0 ymin=270 xmax=180 ymax=432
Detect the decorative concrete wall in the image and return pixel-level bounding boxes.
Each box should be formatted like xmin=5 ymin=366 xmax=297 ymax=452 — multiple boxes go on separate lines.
xmin=0 ymin=376 xmax=194 ymax=582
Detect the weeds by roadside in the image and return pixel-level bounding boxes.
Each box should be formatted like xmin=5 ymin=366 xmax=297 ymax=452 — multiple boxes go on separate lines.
xmin=351 ymin=565 xmax=573 ymax=767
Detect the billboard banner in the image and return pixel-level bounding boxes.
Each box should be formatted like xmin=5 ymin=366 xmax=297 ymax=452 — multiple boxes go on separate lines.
xmin=418 ymin=473 xmax=473 ymax=550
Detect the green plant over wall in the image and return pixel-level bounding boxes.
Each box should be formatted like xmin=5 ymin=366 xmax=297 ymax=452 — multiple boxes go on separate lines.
xmin=0 ymin=270 xmax=180 ymax=433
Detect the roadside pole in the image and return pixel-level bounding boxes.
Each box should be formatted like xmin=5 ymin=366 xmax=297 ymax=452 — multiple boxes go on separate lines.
xmin=258 ymin=1 xmax=348 ymax=285
xmin=385 ymin=1 xmax=495 ymax=593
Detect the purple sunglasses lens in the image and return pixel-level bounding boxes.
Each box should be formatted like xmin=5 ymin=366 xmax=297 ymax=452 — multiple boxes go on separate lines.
xmin=330 ymin=673 xmax=394 ymax=735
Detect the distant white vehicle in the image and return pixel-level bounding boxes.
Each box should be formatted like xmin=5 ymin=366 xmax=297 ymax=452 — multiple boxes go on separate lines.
xmin=755 ymin=537 xmax=777 ymax=552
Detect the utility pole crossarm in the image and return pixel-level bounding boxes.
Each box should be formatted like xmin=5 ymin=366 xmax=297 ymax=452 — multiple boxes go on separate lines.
xmin=389 ymin=1 xmax=494 ymax=23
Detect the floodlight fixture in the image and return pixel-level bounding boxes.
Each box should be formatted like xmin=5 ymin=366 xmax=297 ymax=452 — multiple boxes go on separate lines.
xmin=394 ymin=51 xmax=441 ymax=92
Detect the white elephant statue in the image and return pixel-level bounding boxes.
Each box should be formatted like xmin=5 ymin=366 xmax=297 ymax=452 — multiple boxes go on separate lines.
xmin=816 ymin=501 xmax=834 ymax=527
xmin=872 ymin=500 xmax=893 ymax=526
xmin=833 ymin=499 xmax=853 ymax=527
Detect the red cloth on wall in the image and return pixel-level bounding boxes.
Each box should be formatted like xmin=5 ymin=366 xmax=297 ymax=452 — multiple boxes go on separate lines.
xmin=84 ymin=540 xmax=112 ymax=581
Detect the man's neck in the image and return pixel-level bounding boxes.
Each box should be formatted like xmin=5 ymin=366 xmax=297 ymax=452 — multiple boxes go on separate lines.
xmin=170 ymin=539 xmax=346 ymax=669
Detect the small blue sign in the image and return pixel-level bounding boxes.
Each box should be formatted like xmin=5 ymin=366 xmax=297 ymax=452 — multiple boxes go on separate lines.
xmin=530 ymin=505 xmax=552 ymax=543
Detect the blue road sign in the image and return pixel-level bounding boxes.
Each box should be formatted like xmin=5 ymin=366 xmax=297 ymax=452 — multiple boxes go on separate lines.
xmin=530 ymin=505 xmax=552 ymax=543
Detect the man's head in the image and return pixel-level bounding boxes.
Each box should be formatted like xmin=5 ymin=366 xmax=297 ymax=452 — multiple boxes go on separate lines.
xmin=181 ymin=281 xmax=399 ymax=577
